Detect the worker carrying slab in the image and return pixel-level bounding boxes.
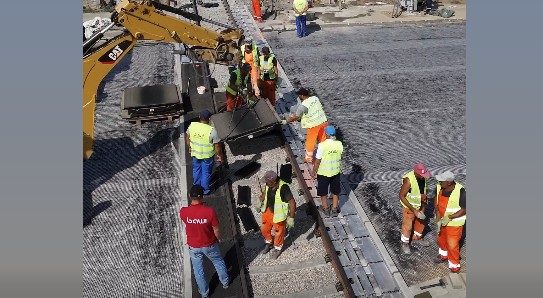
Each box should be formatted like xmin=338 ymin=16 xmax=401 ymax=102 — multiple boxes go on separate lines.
xmin=225 ymin=63 xmax=253 ymax=111
xmin=281 ymin=87 xmax=329 ymax=163
xmin=399 ymin=164 xmax=432 ymax=254
xmin=257 ymin=170 xmax=297 ymax=260
xmin=434 ymin=170 xmax=466 ymax=273
xmin=185 ymin=110 xmax=224 ymax=195
xmin=312 ymin=126 xmax=343 ymax=217
xmin=240 ymin=38 xmax=261 ymax=98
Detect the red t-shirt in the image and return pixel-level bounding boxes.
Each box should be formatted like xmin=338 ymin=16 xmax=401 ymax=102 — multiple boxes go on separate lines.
xmin=180 ymin=204 xmax=219 ymax=248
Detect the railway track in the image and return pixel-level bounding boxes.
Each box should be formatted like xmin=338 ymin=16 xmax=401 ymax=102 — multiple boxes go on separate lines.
xmin=189 ymin=0 xmax=411 ymax=297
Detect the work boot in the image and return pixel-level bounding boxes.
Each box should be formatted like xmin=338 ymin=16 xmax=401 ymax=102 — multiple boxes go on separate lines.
xmin=434 ymin=255 xmax=448 ymax=264
xmin=262 ymin=243 xmax=273 ymax=254
xmin=331 ymin=208 xmax=340 ymax=217
xmin=320 ymin=206 xmax=330 ymax=218
xmin=450 ymin=267 xmax=461 ymax=273
xmin=412 ymin=237 xmax=430 ymax=247
xmin=270 ymin=248 xmax=282 ymax=260
xmin=401 ymin=243 xmax=411 ymax=254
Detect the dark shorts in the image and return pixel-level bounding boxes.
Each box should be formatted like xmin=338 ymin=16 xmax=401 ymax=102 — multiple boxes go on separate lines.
xmin=317 ymin=173 xmax=341 ymax=196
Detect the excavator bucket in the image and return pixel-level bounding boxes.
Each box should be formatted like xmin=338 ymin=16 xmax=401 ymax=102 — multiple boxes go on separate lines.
xmin=210 ymin=98 xmax=281 ymax=142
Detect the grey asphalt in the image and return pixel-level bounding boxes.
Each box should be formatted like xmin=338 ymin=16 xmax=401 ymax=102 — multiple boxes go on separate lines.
xmin=264 ymin=21 xmax=467 ymax=286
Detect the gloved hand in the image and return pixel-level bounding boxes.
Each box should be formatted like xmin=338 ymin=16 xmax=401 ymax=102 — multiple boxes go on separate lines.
xmin=416 ymin=210 xmax=426 ymax=220
xmin=286 ymin=217 xmax=295 ymax=230
xmin=441 ymin=216 xmax=451 ymax=226
xmin=280 ymin=119 xmax=288 ymax=125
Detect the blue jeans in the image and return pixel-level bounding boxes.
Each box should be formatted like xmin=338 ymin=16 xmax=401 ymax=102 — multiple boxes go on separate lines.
xmin=295 ymin=15 xmax=307 ymax=37
xmin=193 ymin=156 xmax=214 ymax=195
xmin=189 ymin=243 xmax=229 ymax=297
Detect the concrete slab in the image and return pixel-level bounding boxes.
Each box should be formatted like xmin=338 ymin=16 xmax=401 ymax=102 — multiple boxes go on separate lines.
xmin=449 ymin=273 xmax=464 ymax=290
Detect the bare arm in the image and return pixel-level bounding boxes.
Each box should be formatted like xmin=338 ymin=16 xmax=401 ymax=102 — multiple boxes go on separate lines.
xmin=185 ymin=134 xmax=191 ymax=152
xmin=214 ymin=143 xmax=223 ymax=162
xmin=399 ymin=178 xmax=417 ymax=213
xmin=312 ymin=159 xmax=321 ymax=177
xmin=288 ymin=199 xmax=296 ymax=218
xmin=213 ymin=226 xmax=221 ymax=242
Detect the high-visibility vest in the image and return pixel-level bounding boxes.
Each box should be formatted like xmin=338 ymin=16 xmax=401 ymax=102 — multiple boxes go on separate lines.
xmin=263 ymin=180 xmax=290 ymax=223
xmin=401 ymin=170 xmax=427 ymax=209
xmin=225 ymin=68 xmax=249 ymax=95
xmin=293 ymin=0 xmax=307 ymax=16
xmin=259 ymin=55 xmax=276 ymax=80
xmin=436 ymin=182 xmax=466 ymax=226
xmin=317 ymin=140 xmax=343 ymax=177
xmin=300 ymin=96 xmax=327 ymax=128
xmin=188 ymin=122 xmax=214 ymax=159
xmin=241 ymin=44 xmax=259 ymax=66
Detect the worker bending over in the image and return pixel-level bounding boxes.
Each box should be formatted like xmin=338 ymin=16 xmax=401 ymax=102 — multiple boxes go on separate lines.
xmin=434 ymin=171 xmax=466 ymax=273
xmin=225 ymin=63 xmax=253 ymax=111
xmin=258 ymin=170 xmax=296 ymax=260
xmin=312 ymin=126 xmax=343 ymax=217
xmin=186 ymin=110 xmax=223 ymax=195
xmin=282 ymin=87 xmax=328 ymax=163
xmin=398 ymin=164 xmax=432 ymax=254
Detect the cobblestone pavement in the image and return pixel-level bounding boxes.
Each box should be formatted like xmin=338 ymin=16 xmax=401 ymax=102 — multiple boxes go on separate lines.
xmin=264 ymin=21 xmax=467 ymax=286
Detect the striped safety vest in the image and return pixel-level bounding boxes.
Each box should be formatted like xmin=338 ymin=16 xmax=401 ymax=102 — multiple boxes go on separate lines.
xmin=225 ymin=68 xmax=249 ymax=95
xmin=300 ymin=96 xmax=327 ymax=128
xmin=259 ymin=55 xmax=276 ymax=80
xmin=436 ymin=182 xmax=466 ymax=226
xmin=400 ymin=171 xmax=427 ymax=209
xmin=293 ymin=0 xmax=307 ymax=16
xmin=241 ymin=44 xmax=259 ymax=66
xmin=188 ymin=122 xmax=215 ymax=159
xmin=317 ymin=140 xmax=343 ymax=177
xmin=263 ymin=180 xmax=291 ymax=223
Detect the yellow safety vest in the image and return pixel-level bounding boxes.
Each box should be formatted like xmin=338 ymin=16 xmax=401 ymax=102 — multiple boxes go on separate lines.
xmin=259 ymin=55 xmax=276 ymax=80
xmin=294 ymin=0 xmax=307 ymax=16
xmin=436 ymin=182 xmax=466 ymax=226
xmin=263 ymin=180 xmax=290 ymax=223
xmin=189 ymin=122 xmax=214 ymax=159
xmin=300 ymin=96 xmax=327 ymax=128
xmin=401 ymin=171 xmax=427 ymax=209
xmin=225 ymin=68 xmax=249 ymax=95
xmin=241 ymin=44 xmax=259 ymax=66
xmin=317 ymin=140 xmax=343 ymax=177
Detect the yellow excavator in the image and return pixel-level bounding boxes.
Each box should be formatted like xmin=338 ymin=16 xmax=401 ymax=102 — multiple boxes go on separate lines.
xmin=83 ymin=0 xmax=244 ymax=159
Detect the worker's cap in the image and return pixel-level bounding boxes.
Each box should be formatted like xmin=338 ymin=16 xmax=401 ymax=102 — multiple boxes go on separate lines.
xmin=189 ymin=184 xmax=205 ymax=198
xmin=324 ymin=125 xmax=336 ymax=136
xmin=199 ymin=109 xmax=213 ymax=120
xmin=240 ymin=63 xmax=251 ymax=71
xmin=244 ymin=37 xmax=253 ymax=45
xmin=413 ymin=164 xmax=431 ymax=178
xmin=296 ymin=87 xmax=310 ymax=96
xmin=435 ymin=170 xmax=455 ymax=182
xmin=260 ymin=170 xmax=278 ymax=183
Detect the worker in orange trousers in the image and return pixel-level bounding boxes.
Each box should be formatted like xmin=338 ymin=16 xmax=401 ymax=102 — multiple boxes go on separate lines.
xmin=252 ymin=0 xmax=263 ymax=22
xmin=258 ymin=47 xmax=278 ymax=106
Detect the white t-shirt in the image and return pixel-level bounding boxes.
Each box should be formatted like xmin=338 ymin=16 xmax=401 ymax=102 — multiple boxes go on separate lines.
xmin=315 ymin=138 xmax=335 ymax=159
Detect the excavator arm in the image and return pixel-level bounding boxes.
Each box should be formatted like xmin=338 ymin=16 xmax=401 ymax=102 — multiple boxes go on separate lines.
xmin=83 ymin=0 xmax=243 ymax=159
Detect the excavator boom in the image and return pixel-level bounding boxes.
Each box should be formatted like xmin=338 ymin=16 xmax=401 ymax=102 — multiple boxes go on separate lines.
xmin=83 ymin=0 xmax=243 ymax=159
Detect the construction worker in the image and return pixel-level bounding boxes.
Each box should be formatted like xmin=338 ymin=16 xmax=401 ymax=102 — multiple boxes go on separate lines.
xmin=251 ymin=0 xmax=263 ymax=22
xmin=258 ymin=47 xmax=278 ymax=106
xmin=186 ymin=110 xmax=223 ymax=195
xmin=293 ymin=0 xmax=308 ymax=38
xmin=281 ymin=87 xmax=328 ymax=163
xmin=240 ymin=38 xmax=260 ymax=97
xmin=225 ymin=63 xmax=253 ymax=111
xmin=399 ymin=164 xmax=432 ymax=254
xmin=434 ymin=170 xmax=466 ymax=273
xmin=312 ymin=126 xmax=343 ymax=217
xmin=258 ymin=170 xmax=296 ymax=260
xmin=180 ymin=185 xmax=230 ymax=298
